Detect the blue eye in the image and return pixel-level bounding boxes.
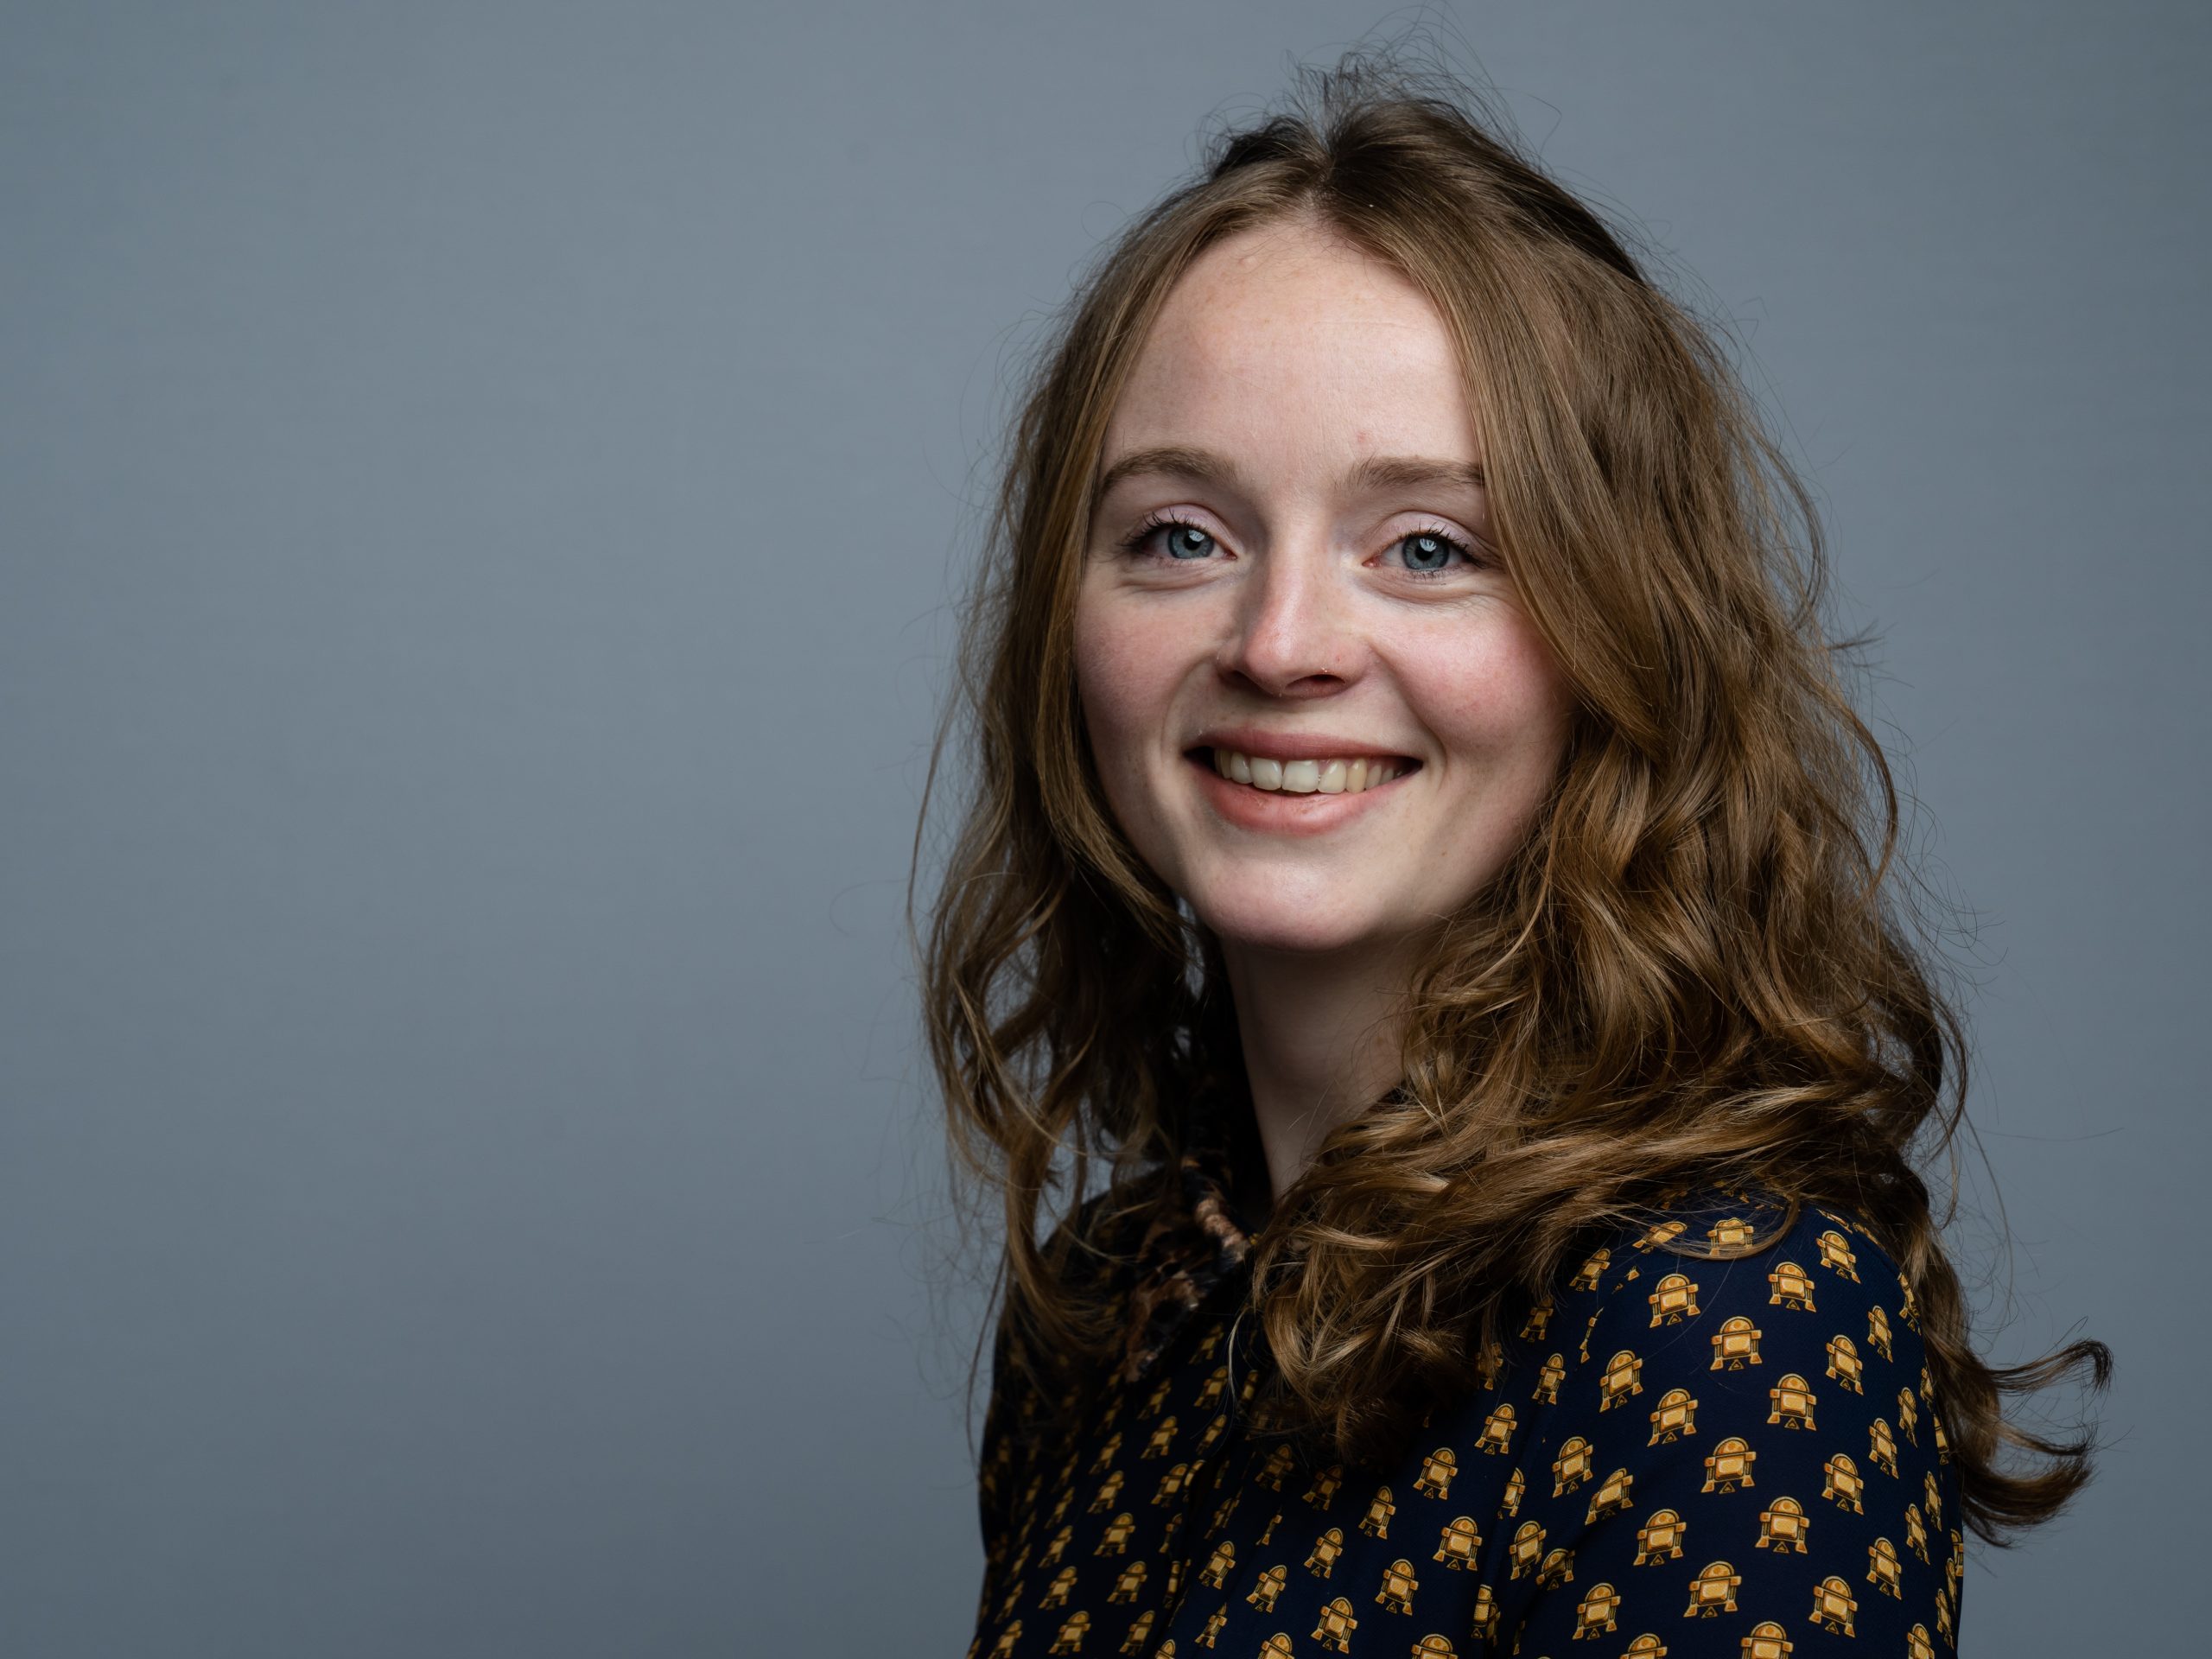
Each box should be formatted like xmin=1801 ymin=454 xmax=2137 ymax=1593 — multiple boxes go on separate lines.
xmin=1396 ymin=531 xmax=1466 ymax=574
xmin=1120 ymin=514 xmax=1218 ymax=561
xmin=1116 ymin=514 xmax=1489 ymax=578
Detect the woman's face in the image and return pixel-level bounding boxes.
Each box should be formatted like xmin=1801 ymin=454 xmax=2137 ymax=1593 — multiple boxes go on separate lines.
xmin=1073 ymin=218 xmax=1578 ymax=958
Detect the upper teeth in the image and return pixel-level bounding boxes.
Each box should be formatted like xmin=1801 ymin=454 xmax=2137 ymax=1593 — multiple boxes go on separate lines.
xmin=1210 ymin=748 xmax=1408 ymax=794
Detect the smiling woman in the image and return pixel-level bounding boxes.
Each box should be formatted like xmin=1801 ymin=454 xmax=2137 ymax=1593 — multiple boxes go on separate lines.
xmin=912 ymin=46 xmax=2107 ymax=1659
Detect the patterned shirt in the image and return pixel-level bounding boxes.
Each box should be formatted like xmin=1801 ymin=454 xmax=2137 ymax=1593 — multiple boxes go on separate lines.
xmin=968 ymin=1103 xmax=1964 ymax=1658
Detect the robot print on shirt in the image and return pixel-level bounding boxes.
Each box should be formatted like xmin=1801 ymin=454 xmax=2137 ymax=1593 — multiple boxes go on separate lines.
xmin=968 ymin=1185 xmax=1962 ymax=1659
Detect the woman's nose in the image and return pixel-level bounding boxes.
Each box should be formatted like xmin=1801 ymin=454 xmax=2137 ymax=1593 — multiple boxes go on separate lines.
xmin=1217 ymin=538 xmax=1359 ymax=698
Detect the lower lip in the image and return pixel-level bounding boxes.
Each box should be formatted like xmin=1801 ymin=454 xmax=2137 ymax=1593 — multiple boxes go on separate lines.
xmin=1188 ymin=752 xmax=1417 ymax=837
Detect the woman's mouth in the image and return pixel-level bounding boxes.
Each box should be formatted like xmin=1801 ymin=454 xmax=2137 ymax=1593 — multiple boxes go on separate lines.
xmin=1193 ymin=746 xmax=1420 ymax=794
xmin=1183 ymin=747 xmax=1421 ymax=836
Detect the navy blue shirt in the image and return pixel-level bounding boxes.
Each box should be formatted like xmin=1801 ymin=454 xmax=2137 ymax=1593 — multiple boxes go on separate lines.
xmin=969 ymin=1129 xmax=1962 ymax=1658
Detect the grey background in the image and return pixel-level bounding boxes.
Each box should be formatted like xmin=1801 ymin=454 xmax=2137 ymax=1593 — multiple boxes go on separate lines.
xmin=3 ymin=3 xmax=2201 ymax=1654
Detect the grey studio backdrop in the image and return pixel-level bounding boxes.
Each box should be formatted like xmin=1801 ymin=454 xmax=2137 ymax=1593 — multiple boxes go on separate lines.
xmin=2 ymin=3 xmax=2202 ymax=1655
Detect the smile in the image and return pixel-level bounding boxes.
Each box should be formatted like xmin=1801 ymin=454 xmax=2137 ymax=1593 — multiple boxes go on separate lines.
xmin=1184 ymin=747 xmax=1421 ymax=836
xmin=1204 ymin=747 xmax=1414 ymax=793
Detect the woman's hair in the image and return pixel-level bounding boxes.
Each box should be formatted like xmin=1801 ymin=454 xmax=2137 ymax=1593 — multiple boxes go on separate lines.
xmin=911 ymin=44 xmax=2107 ymax=1545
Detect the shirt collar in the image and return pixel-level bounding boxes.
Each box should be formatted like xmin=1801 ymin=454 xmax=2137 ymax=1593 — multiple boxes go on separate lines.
xmin=1116 ymin=1078 xmax=1260 ymax=1383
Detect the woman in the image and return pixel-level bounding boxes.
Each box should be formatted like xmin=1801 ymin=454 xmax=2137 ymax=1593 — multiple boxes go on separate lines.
xmin=918 ymin=52 xmax=2107 ymax=1659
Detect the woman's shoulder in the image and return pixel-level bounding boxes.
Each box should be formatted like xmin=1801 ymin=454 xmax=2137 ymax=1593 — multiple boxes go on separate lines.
xmin=1452 ymin=1190 xmax=1962 ymax=1648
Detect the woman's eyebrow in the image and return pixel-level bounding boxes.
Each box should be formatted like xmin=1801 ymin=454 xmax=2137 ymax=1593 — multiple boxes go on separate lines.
xmin=1094 ymin=444 xmax=1485 ymax=501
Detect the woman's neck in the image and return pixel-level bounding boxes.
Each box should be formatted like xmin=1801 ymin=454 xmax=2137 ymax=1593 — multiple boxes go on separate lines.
xmin=1218 ymin=934 xmax=1417 ymax=1205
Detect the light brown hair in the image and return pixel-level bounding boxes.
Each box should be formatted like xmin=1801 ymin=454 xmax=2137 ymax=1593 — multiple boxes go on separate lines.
xmin=911 ymin=46 xmax=2107 ymax=1545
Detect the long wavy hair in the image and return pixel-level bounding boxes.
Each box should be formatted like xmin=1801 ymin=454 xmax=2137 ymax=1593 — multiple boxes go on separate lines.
xmin=911 ymin=47 xmax=2107 ymax=1547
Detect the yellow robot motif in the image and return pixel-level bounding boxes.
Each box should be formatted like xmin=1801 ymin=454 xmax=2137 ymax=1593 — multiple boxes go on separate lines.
xmin=1535 ymin=1546 xmax=1575 ymax=1589
xmin=1535 ymin=1351 xmax=1568 ymax=1404
xmin=1684 ymin=1560 xmax=1741 ymax=1616
xmin=1500 ymin=1465 xmax=1525 ymax=1517
xmin=1375 ymin=1557 xmax=1418 ymax=1614
xmin=1570 ymin=1247 xmax=1611 ymax=1291
xmin=1195 ymin=1412 xmax=1227 ymax=1456
xmin=1311 ymin=1593 xmax=1357 ymax=1653
xmin=1586 ymin=1465 xmax=1636 ymax=1527
xmin=1042 ymin=1525 xmax=1074 ymax=1568
xmin=1196 ymin=1538 xmax=1236 ymax=1589
xmin=1089 ymin=1431 xmax=1123 ymax=1473
xmin=1884 ymin=1497 xmax=1931 ymax=1567
xmin=1922 ymin=1469 xmax=1942 ymax=1526
xmin=1471 ymin=1581 xmax=1503 ymax=1644
xmin=1701 ymin=1435 xmax=1756 ymax=1493
xmin=1575 ymin=1580 xmax=1622 ymax=1637
xmin=1209 ymin=1494 xmax=1238 ymax=1538
xmin=1412 ymin=1637 xmax=1457 ymax=1659
xmin=1155 ymin=1643 xmax=1177 ymax=1659
xmin=1256 ymin=1566 xmax=1292 ymax=1618
xmin=1360 ymin=1484 xmax=1397 ymax=1539
xmin=1936 ymin=1584 xmax=1955 ymax=1645
xmin=1255 ymin=1638 xmax=1292 ymax=1659
xmin=1600 ymin=1349 xmax=1645 ymax=1410
xmin=1194 ymin=1364 xmax=1227 ymax=1412
xmin=1477 ymin=1402 xmax=1516 ymax=1455
xmin=1305 ymin=1526 xmax=1345 ymax=1579
xmin=1522 ymin=1296 xmax=1555 ymax=1339
xmin=1866 ymin=1301 xmax=1894 ymax=1361
xmin=1435 ymin=1516 xmax=1484 ymax=1570
xmin=1739 ymin=1620 xmax=1793 ymax=1659
xmin=1636 ymin=1217 xmax=1688 ymax=1252
xmin=985 ymin=1618 xmax=1024 ymax=1658
xmin=1088 ymin=1470 xmax=1125 ymax=1514
xmin=1143 ymin=1375 xmax=1173 ymax=1416
xmin=1710 ymin=1316 xmax=1763 ymax=1370
xmin=1907 ymin=1624 xmax=1935 ymax=1659
xmin=1256 ymin=1443 xmax=1297 ymax=1491
xmin=1193 ymin=1325 xmax=1224 ymax=1363
xmin=1553 ymin=1435 xmax=1597 ymax=1497
xmin=1898 ymin=1267 xmax=1920 ymax=1328
xmin=1809 ymin=1574 xmax=1857 ymax=1636
xmin=1165 ymin=1557 xmax=1184 ymax=1601
xmin=1824 ymin=1332 xmax=1864 ymax=1394
xmin=1815 ymin=1230 xmax=1859 ymax=1282
xmin=1153 ymin=1462 xmax=1192 ymax=1505
xmin=1508 ymin=1519 xmax=1548 ymax=1580
xmin=1108 ymin=1559 xmax=1148 ymax=1603
xmin=1767 ymin=1373 xmax=1816 ymax=1429
xmin=1255 ymin=1511 xmax=1281 ymax=1548
xmin=1580 ymin=1308 xmax=1603 ymax=1363
xmin=1096 ymin=1512 xmax=1135 ymax=1555
xmin=1116 ymin=1610 xmax=1153 ymax=1656
xmin=1933 ymin=1410 xmax=1952 ymax=1464
xmin=1049 ymin=1485 xmax=1075 ymax=1529
xmin=1302 ymin=1463 xmax=1344 ymax=1508
xmin=1142 ymin=1418 xmax=1179 ymax=1459
xmin=1767 ymin=1260 xmax=1816 ymax=1311
xmin=1649 ymin=1387 xmax=1699 ymax=1445
xmin=1046 ymin=1609 xmax=1090 ymax=1654
xmin=1415 ymin=1446 xmax=1458 ymax=1499
xmin=1634 ymin=1507 xmax=1686 ymax=1565
xmin=1621 ymin=1637 xmax=1669 ymax=1658
xmin=1708 ymin=1215 xmax=1756 ymax=1249
xmin=1947 ymin=1527 xmax=1965 ymax=1600
xmin=1649 ymin=1272 xmax=1701 ymax=1326
xmin=1198 ymin=1603 xmax=1226 ymax=1647
xmin=1039 ymin=1567 xmax=1077 ymax=1609
xmin=1867 ymin=1536 xmax=1904 ymax=1598
xmin=1896 ymin=1384 xmax=1918 ymax=1444
xmin=1822 ymin=1452 xmax=1865 ymax=1513
xmin=1757 ymin=1496 xmax=1808 ymax=1552
xmin=1868 ymin=1416 xmax=1900 ymax=1476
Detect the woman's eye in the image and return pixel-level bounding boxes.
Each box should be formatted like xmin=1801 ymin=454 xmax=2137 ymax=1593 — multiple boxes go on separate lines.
xmin=1120 ymin=517 xmax=1220 ymax=561
xmin=1390 ymin=529 xmax=1481 ymax=575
